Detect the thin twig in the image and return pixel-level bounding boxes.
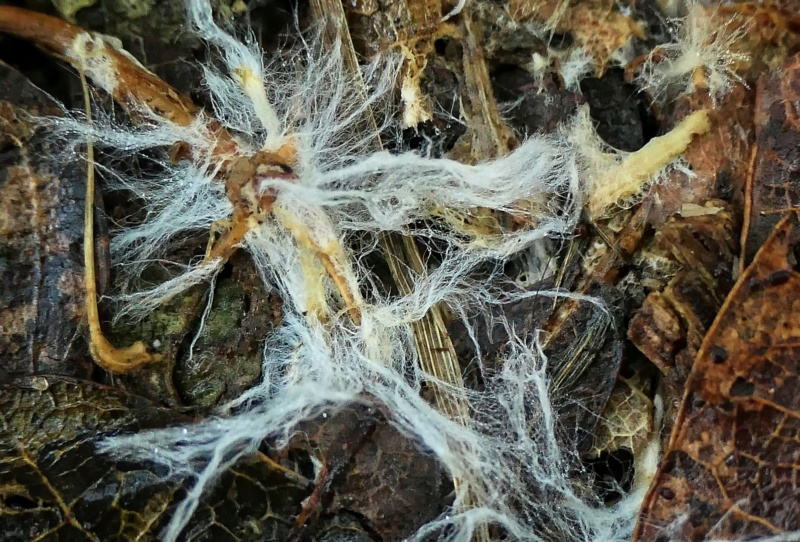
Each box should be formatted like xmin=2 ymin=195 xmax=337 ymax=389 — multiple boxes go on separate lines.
xmin=80 ymin=70 xmax=161 ymax=373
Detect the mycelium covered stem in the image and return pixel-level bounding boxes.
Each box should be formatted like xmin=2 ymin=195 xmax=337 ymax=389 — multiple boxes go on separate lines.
xmin=582 ymin=108 xmax=711 ymax=218
xmin=0 ymin=2 xmax=714 ymax=540
xmin=0 ymin=6 xmax=366 ymax=358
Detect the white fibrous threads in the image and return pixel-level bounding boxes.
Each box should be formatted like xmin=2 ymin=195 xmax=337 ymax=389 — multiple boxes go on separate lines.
xmin=637 ymin=2 xmax=749 ymax=103
xmin=559 ymin=47 xmax=595 ymax=91
xmin=84 ymin=0 xmax=679 ymax=540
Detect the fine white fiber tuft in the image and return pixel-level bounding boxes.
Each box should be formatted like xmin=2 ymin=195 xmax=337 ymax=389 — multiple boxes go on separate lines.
xmin=558 ymin=47 xmax=595 ymax=91
xmin=636 ymin=1 xmax=749 ymax=103
xmin=73 ymin=0 xmax=659 ymax=540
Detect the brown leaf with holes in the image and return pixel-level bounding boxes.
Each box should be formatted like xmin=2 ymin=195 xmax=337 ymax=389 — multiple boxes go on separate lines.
xmin=633 ymin=212 xmax=800 ymax=541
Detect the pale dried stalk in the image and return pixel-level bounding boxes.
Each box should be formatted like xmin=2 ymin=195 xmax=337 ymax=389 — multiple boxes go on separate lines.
xmin=460 ymin=9 xmax=517 ymax=160
xmin=307 ymin=0 xmax=486 ymax=539
xmin=306 ymin=0 xmax=470 ymax=418
xmin=587 ymin=108 xmax=711 ymax=218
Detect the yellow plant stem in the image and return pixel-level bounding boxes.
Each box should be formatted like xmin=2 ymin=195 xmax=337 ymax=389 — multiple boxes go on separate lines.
xmin=81 ymin=72 xmax=161 ymax=373
xmin=272 ymin=205 xmax=363 ymax=325
xmin=588 ymin=109 xmax=711 ymax=218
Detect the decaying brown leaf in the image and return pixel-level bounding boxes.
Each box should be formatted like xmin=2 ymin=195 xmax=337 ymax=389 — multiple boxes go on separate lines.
xmin=589 ymin=359 xmax=654 ymax=460
xmin=624 ymin=86 xmax=749 ymax=439
xmin=0 ymin=376 xmax=310 ymax=542
xmin=285 ymin=402 xmax=452 ymax=541
xmin=647 ymin=86 xmax=754 ymax=227
xmin=742 ymin=52 xmax=800 ymax=269
xmin=0 ymin=61 xmax=91 ymax=377
xmin=628 ymin=202 xmax=738 ymax=430
xmin=633 ymin=212 xmax=800 ymax=541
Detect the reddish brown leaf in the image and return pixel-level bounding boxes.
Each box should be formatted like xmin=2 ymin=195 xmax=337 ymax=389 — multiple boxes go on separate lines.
xmin=647 ymin=86 xmax=754 ymax=228
xmin=285 ymin=402 xmax=452 ymax=540
xmin=634 ymin=212 xmax=800 ymax=541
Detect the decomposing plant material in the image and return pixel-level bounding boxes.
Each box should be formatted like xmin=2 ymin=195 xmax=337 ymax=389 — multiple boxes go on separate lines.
xmin=460 ymin=8 xmax=517 ymax=159
xmin=742 ymin=51 xmax=800 ymax=270
xmin=509 ymin=0 xmax=643 ymax=73
xmin=0 ymin=1 xmax=726 ymax=540
xmin=634 ymin=212 xmax=800 ymax=540
xmin=311 ymin=0 xmax=490 ymax=532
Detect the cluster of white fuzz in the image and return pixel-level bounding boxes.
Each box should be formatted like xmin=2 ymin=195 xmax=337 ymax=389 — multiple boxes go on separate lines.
xmin=637 ymin=1 xmax=749 ymax=103
xmin=48 ymin=0 xmax=661 ymax=540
